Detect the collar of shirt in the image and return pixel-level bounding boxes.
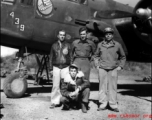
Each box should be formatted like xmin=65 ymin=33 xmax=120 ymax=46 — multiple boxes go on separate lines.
xmin=101 ymin=40 xmax=115 ymax=48
xmin=64 ymin=74 xmax=76 ymax=85
xmin=58 ymin=41 xmax=62 ymax=48
xmin=64 ymin=71 xmax=84 ymax=84
xmin=57 ymin=41 xmax=67 ymax=48
xmin=78 ymin=39 xmax=89 ymax=44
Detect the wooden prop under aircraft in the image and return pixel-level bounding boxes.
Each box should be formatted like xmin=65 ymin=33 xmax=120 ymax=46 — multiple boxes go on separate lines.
xmin=0 ymin=0 xmax=152 ymax=98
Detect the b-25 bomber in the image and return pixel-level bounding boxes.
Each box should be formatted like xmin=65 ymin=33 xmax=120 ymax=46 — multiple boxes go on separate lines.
xmin=1 ymin=0 xmax=151 ymax=98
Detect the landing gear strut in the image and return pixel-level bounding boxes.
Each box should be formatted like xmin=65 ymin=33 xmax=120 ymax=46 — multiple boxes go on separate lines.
xmin=34 ymin=54 xmax=51 ymax=85
xmin=3 ymin=47 xmax=52 ymax=98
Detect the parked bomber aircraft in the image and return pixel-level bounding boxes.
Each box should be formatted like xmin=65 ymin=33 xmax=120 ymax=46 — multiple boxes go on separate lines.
xmin=1 ymin=0 xmax=152 ymax=98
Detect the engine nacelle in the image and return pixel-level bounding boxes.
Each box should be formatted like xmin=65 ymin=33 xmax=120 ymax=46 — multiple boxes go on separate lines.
xmin=136 ymin=8 xmax=151 ymax=19
xmin=132 ymin=0 xmax=152 ymax=45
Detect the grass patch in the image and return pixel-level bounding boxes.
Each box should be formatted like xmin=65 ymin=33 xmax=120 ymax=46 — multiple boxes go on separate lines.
xmin=120 ymin=61 xmax=151 ymax=77
xmin=1 ymin=55 xmax=151 ymax=78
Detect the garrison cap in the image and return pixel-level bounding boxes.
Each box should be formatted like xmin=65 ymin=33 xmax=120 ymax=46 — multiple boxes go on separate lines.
xmin=69 ymin=64 xmax=78 ymax=70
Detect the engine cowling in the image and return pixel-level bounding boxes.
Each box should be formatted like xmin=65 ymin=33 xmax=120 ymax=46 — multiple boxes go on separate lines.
xmin=132 ymin=0 xmax=152 ymax=45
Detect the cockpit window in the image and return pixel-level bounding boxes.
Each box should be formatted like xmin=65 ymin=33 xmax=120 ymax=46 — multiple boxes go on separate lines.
xmin=21 ymin=0 xmax=33 ymax=6
xmin=1 ymin=0 xmax=16 ymax=5
xmin=67 ymin=0 xmax=87 ymax=5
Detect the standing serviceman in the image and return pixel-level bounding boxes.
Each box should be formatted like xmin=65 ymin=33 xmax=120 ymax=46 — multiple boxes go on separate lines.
xmin=71 ymin=27 xmax=96 ymax=81
xmin=94 ymin=27 xmax=126 ymax=112
xmin=49 ymin=30 xmax=71 ymax=108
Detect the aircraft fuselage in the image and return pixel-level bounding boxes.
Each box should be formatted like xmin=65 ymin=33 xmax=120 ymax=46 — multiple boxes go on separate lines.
xmin=1 ymin=0 xmax=133 ymax=54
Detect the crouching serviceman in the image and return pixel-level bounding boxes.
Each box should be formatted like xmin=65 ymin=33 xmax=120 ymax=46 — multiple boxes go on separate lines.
xmin=60 ymin=64 xmax=90 ymax=113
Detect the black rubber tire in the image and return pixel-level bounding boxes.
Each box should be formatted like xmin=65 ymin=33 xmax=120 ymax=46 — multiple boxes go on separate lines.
xmin=3 ymin=73 xmax=28 ymax=98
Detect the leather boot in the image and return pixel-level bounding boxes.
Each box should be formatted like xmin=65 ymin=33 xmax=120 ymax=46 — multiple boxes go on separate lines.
xmin=81 ymin=102 xmax=87 ymax=113
xmin=62 ymin=103 xmax=70 ymax=110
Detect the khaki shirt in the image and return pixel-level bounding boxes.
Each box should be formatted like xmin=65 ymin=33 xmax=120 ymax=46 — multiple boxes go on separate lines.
xmin=71 ymin=39 xmax=96 ymax=62
xmin=94 ymin=40 xmax=126 ymax=70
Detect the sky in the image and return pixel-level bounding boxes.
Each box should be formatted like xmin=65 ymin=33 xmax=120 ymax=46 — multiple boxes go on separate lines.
xmin=0 ymin=0 xmax=140 ymax=57
xmin=114 ymin=0 xmax=140 ymax=7
xmin=1 ymin=46 xmax=18 ymax=57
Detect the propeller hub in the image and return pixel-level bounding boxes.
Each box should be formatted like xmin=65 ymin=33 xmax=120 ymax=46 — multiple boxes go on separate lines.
xmin=136 ymin=8 xmax=152 ymax=19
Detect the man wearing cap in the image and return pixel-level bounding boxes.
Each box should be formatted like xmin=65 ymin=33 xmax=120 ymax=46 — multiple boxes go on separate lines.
xmin=49 ymin=30 xmax=71 ymax=108
xmin=71 ymin=27 xmax=96 ymax=81
xmin=60 ymin=64 xmax=90 ymax=113
xmin=94 ymin=27 xmax=126 ymax=112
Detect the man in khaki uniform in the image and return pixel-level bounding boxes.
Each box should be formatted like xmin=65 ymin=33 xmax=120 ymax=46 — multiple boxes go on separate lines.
xmin=94 ymin=27 xmax=126 ymax=112
xmin=71 ymin=27 xmax=96 ymax=81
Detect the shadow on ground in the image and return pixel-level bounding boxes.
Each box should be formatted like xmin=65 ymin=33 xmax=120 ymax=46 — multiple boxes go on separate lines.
xmin=26 ymin=85 xmax=52 ymax=94
xmin=26 ymin=81 xmax=152 ymax=98
xmin=0 ymin=90 xmax=3 ymax=92
xmin=1 ymin=80 xmax=151 ymax=101
xmin=90 ymin=82 xmax=152 ymax=98
xmin=118 ymin=83 xmax=152 ymax=97
xmin=0 ymin=103 xmax=4 ymax=119
xmin=135 ymin=80 xmax=152 ymax=83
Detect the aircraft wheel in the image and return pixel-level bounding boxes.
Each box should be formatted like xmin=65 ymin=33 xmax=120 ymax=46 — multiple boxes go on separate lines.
xmin=3 ymin=73 xmax=28 ymax=98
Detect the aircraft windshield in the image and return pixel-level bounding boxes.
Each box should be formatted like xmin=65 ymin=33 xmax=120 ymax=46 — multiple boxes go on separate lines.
xmin=67 ymin=0 xmax=87 ymax=5
xmin=1 ymin=0 xmax=16 ymax=5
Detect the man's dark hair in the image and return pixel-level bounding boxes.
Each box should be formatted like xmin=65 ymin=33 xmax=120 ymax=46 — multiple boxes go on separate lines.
xmin=79 ymin=27 xmax=88 ymax=34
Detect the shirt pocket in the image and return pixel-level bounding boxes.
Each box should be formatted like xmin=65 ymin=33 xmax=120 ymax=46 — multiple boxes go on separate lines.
xmin=100 ymin=47 xmax=107 ymax=57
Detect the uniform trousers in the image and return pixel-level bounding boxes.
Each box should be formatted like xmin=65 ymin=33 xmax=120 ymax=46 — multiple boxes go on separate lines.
xmin=73 ymin=58 xmax=91 ymax=81
xmin=60 ymin=88 xmax=90 ymax=105
xmin=51 ymin=66 xmax=69 ymax=105
xmin=98 ymin=68 xmax=118 ymax=109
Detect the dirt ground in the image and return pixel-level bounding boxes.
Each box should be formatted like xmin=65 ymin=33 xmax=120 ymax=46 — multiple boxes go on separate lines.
xmin=0 ymin=69 xmax=152 ymax=120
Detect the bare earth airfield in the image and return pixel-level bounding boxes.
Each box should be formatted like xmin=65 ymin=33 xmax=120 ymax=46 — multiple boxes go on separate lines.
xmin=1 ymin=68 xmax=151 ymax=120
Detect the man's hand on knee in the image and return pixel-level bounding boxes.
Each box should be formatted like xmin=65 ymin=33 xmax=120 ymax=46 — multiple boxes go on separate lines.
xmin=69 ymin=91 xmax=79 ymax=99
